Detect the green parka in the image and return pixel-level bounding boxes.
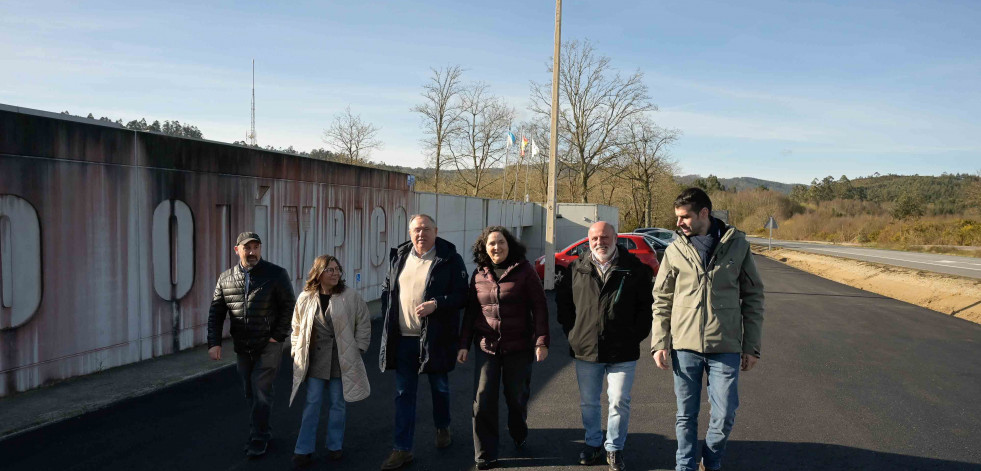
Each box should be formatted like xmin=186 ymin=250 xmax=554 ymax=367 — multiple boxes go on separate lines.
xmin=651 ymin=223 xmax=764 ymax=356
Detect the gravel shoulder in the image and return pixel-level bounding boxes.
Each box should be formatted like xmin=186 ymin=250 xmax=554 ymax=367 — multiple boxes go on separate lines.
xmin=753 ymin=245 xmax=981 ymax=324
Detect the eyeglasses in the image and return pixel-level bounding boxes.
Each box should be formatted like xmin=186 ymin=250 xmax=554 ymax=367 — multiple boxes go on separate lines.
xmin=322 ymin=267 xmax=341 ymax=275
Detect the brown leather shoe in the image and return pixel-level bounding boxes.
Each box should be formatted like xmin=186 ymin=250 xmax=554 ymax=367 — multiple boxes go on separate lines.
xmin=699 ymin=462 xmax=721 ymax=471
xmin=381 ymin=450 xmax=414 ymax=470
xmin=435 ymin=428 xmax=452 ymax=448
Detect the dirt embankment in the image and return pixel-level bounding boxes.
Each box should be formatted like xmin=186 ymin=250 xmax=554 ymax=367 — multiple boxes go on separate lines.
xmin=753 ymin=246 xmax=981 ymax=324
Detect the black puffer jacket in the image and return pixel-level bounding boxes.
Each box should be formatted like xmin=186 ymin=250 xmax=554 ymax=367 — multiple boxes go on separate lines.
xmin=556 ymin=250 xmax=654 ymax=363
xmin=208 ymin=259 xmax=297 ymax=354
xmin=379 ymin=238 xmax=468 ymax=374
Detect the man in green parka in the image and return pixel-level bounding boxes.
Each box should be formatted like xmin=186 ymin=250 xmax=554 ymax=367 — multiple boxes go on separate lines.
xmin=651 ymin=187 xmax=765 ymax=471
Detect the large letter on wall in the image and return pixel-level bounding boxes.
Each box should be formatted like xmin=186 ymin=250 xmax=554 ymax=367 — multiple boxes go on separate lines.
xmin=331 ymin=208 xmax=345 ymax=252
xmin=254 ymin=185 xmax=271 ymax=245
xmin=370 ymin=207 xmax=387 ymax=267
xmin=283 ymin=206 xmax=299 ymax=281
xmin=0 ymin=195 xmax=42 ymax=330
xmin=152 ymin=200 xmax=194 ymax=300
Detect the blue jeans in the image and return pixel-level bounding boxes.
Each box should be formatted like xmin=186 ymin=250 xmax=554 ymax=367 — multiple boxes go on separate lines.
xmin=672 ymin=350 xmax=741 ymax=471
xmin=574 ymin=359 xmax=637 ymax=452
xmin=294 ymin=377 xmax=345 ymax=454
xmin=394 ymin=336 xmax=451 ymax=451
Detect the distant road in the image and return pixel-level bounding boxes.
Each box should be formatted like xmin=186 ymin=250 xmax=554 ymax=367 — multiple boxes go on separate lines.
xmin=747 ymin=236 xmax=981 ymax=279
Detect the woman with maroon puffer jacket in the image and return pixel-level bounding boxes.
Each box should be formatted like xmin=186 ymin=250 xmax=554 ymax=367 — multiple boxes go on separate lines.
xmin=457 ymin=225 xmax=550 ymax=470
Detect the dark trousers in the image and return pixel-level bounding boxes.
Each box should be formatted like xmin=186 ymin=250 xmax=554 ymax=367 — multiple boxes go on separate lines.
xmin=394 ymin=335 xmax=451 ymax=451
xmin=472 ymin=348 xmax=534 ymax=462
xmin=235 ymin=341 xmax=284 ymax=442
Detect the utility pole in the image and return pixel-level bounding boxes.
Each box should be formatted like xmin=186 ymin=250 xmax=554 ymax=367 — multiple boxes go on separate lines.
xmin=544 ymin=0 xmax=561 ymax=290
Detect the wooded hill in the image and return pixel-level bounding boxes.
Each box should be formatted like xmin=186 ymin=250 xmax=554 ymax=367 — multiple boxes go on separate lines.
xmin=789 ymin=173 xmax=980 ymax=215
xmin=677 ymin=175 xmax=799 ymax=194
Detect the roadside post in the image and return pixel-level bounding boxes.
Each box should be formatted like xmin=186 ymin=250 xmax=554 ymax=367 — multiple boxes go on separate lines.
xmin=764 ymin=215 xmax=778 ymax=250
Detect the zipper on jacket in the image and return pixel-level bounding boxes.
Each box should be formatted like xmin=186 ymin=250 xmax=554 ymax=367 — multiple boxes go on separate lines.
xmin=613 ymin=275 xmax=626 ymax=305
xmin=700 ymin=272 xmax=708 ymax=352
xmin=418 ymin=252 xmax=445 ymax=372
xmin=244 ymin=270 xmax=251 ymax=353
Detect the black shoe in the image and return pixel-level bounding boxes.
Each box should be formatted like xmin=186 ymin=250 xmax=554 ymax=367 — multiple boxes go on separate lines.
xmin=435 ymin=427 xmax=452 ymax=448
xmin=246 ymin=439 xmax=268 ymax=458
xmin=327 ymin=449 xmax=343 ymax=460
xmin=476 ymin=458 xmax=498 ymax=469
xmin=607 ymin=450 xmax=625 ymax=471
xmin=579 ymin=445 xmax=604 ymax=465
xmin=513 ymin=438 xmax=527 ymax=449
xmin=291 ymin=453 xmax=313 ymax=468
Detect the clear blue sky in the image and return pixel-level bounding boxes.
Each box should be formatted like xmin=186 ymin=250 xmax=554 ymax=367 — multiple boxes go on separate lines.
xmin=3 ymin=0 xmax=979 ymax=184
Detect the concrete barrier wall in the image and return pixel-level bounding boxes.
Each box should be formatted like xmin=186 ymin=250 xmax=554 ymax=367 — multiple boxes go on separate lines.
xmin=0 ymin=106 xmax=410 ymax=397
xmin=0 ymin=104 xmax=618 ymax=397
xmin=412 ymin=193 xmax=540 ymax=275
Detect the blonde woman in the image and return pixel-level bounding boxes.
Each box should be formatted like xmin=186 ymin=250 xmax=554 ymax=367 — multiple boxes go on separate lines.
xmin=289 ymin=255 xmax=371 ymax=468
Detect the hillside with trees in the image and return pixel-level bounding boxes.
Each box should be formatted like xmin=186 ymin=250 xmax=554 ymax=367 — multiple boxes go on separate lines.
xmin=677 ymin=175 xmax=798 ymax=194
xmin=712 ymin=173 xmax=981 ymax=252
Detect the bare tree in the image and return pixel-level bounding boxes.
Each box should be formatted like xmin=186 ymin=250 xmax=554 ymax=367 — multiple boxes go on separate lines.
xmin=616 ymin=116 xmax=679 ymax=227
xmin=322 ymin=106 xmax=382 ymax=164
xmin=413 ymin=65 xmax=464 ymax=193
xmin=447 ymin=83 xmax=514 ymax=197
xmin=530 ymin=40 xmax=656 ymax=203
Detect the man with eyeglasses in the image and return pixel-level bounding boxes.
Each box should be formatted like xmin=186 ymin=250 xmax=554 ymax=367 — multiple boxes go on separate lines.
xmin=378 ymin=214 xmax=468 ymax=470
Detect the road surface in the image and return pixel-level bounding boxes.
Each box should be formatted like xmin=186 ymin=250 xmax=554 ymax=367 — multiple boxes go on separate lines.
xmin=747 ymin=236 xmax=981 ymax=279
xmin=2 ymin=256 xmax=980 ymax=470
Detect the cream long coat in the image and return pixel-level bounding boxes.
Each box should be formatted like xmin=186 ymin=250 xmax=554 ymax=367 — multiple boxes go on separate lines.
xmin=289 ymin=288 xmax=371 ymax=405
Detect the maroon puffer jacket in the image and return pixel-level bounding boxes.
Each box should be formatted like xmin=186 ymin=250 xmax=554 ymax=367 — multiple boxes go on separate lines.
xmin=460 ymin=260 xmax=549 ymax=355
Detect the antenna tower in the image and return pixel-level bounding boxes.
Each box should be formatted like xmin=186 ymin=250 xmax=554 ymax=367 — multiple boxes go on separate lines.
xmin=247 ymin=59 xmax=257 ymax=146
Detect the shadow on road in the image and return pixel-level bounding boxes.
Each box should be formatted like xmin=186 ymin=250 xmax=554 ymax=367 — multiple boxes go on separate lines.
xmin=3 ymin=269 xmax=980 ymax=470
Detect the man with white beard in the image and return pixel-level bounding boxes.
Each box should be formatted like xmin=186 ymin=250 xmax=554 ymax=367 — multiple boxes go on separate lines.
xmin=556 ymin=221 xmax=655 ymax=471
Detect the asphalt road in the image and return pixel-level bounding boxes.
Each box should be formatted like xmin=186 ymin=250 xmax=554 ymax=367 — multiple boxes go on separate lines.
xmin=2 ymin=256 xmax=980 ymax=470
xmin=747 ymin=236 xmax=981 ymax=279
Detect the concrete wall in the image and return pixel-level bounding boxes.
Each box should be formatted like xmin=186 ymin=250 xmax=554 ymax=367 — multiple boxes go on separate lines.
xmin=0 ymin=104 xmax=618 ymax=397
xmin=0 ymin=105 xmax=411 ymax=397
xmin=413 ymin=192 xmax=540 ymax=275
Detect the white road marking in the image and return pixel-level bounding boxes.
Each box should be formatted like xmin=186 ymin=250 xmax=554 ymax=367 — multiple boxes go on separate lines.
xmin=790 ymin=246 xmax=981 ymax=272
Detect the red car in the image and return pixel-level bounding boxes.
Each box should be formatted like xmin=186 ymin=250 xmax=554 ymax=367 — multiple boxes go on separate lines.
xmin=534 ymin=233 xmax=661 ymax=284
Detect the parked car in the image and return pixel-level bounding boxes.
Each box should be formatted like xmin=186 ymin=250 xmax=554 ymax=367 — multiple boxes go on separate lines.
xmin=534 ymin=233 xmax=660 ymax=284
xmin=634 ymin=227 xmax=678 ymax=243
xmin=640 ymin=234 xmax=670 ymax=262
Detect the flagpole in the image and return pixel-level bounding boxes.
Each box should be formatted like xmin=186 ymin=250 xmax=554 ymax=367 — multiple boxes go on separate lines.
xmin=511 ymin=128 xmax=525 ymax=230
xmin=512 ymin=128 xmax=522 ymax=236
xmin=524 ymin=138 xmax=533 ymax=202
xmin=500 ymin=132 xmax=512 ymax=223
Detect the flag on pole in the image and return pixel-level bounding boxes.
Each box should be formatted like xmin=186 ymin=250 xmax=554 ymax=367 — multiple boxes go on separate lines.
xmin=520 ymin=136 xmax=528 ymax=156
xmin=531 ymin=138 xmax=539 ymax=157
xmin=506 ymin=131 xmax=516 ymax=149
